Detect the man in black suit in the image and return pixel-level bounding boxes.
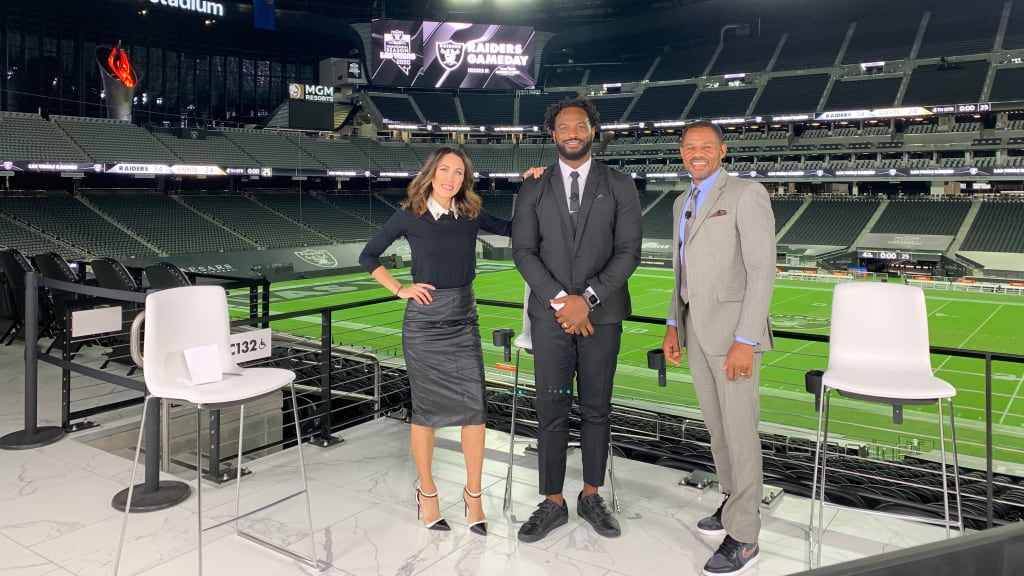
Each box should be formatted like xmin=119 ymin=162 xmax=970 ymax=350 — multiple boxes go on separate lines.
xmin=512 ymin=97 xmax=642 ymax=543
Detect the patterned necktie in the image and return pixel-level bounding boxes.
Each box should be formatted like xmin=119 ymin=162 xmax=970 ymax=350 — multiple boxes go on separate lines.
xmin=569 ymin=171 xmax=580 ymax=233
xmin=679 ymin=187 xmax=699 ymax=304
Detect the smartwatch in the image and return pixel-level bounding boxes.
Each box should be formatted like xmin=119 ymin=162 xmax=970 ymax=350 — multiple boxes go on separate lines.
xmin=586 ymin=292 xmax=600 ymax=309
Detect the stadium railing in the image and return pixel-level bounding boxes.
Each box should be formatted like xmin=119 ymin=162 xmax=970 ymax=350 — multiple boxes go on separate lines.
xmin=13 ymin=271 xmax=1024 ymax=529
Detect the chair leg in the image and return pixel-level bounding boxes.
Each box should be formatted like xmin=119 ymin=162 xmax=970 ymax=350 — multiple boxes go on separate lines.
xmin=937 ymin=397 xmax=962 ymax=532
xmin=937 ymin=399 xmax=951 ymax=538
xmin=289 ymin=382 xmax=321 ymax=568
xmin=196 ymin=407 xmax=204 ymax=576
xmin=949 ymin=399 xmax=964 ymax=535
xmin=503 ymin=348 xmax=522 ymax=512
xmin=808 ymin=388 xmax=831 ymax=569
xmin=113 ymin=395 xmax=152 ymax=576
xmin=235 ymin=404 xmax=246 ymax=531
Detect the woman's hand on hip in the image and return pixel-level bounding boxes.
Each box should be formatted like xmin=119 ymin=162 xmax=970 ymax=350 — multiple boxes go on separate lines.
xmin=398 ymin=283 xmax=436 ymax=305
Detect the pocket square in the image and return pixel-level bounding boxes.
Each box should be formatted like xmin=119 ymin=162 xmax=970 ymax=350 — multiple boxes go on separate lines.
xmin=709 ymin=209 xmax=728 ymax=218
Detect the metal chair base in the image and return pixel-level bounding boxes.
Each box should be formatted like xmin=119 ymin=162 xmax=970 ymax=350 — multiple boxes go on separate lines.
xmin=807 ymin=389 xmax=964 ymax=569
xmin=114 ymin=383 xmax=325 ymax=575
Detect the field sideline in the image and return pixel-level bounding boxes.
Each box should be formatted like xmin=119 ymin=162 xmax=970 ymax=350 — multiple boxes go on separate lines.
xmin=227 ymin=264 xmax=1024 ymax=463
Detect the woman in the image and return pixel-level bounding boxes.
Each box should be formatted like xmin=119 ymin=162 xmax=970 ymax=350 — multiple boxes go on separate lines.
xmin=359 ymin=146 xmax=511 ymax=535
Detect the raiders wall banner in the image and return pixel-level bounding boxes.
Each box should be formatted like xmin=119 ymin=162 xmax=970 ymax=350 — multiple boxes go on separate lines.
xmin=371 ymin=19 xmax=536 ymax=89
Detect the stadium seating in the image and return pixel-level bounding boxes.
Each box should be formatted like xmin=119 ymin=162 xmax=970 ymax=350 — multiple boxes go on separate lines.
xmin=322 ymin=194 xmax=399 ymax=227
xmin=151 ymin=129 xmax=255 ymax=167
xmin=825 ymin=77 xmax=901 ymax=111
xmin=0 ymin=195 xmax=156 ymax=259
xmin=709 ymin=33 xmax=783 ymax=76
xmin=960 ymin=201 xmax=1024 ymax=253
xmin=251 ymin=191 xmax=378 ymax=242
xmin=627 ymin=84 xmax=695 ymax=122
xmin=770 ymin=197 xmax=805 ymax=234
xmin=0 ymin=112 xmax=89 ymax=163
xmin=842 ymin=16 xmax=920 ymax=64
xmin=518 ymin=93 xmax=570 ymax=126
xmin=587 ymin=58 xmax=655 ymax=85
xmin=82 ymin=191 xmax=256 ymax=255
xmin=989 ymin=67 xmax=1024 ymax=103
xmin=871 ymin=198 xmax=972 ymax=236
xmin=463 ymin=143 xmax=515 ymax=173
xmin=648 ymin=45 xmax=717 ymax=83
xmin=411 ymin=92 xmax=462 ymax=125
xmin=219 ymin=127 xmax=323 ymax=170
xmin=687 ymin=87 xmax=757 ymax=120
xmin=753 ymin=75 xmax=830 ymax=116
xmin=180 ymin=194 xmax=328 ymax=248
xmin=902 ymin=61 xmax=989 ymax=107
xmin=543 ymin=66 xmax=586 ymax=88
xmin=53 ymin=116 xmax=177 ymax=164
xmin=365 ymin=93 xmax=420 ymax=124
xmin=640 ymin=194 xmax=675 ymax=239
xmin=0 ymin=215 xmax=80 ymax=260
xmin=288 ymin=134 xmax=369 ymax=171
xmin=780 ymin=198 xmax=880 ymax=246
xmin=772 ymin=30 xmax=845 ymax=72
xmin=460 ymin=93 xmax=515 ymax=126
xmin=916 ymin=5 xmax=1000 ymax=59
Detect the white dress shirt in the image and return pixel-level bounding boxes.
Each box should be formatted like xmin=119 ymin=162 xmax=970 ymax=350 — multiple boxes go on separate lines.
xmin=427 ymin=195 xmax=458 ymax=220
xmin=551 ymin=158 xmax=599 ymax=310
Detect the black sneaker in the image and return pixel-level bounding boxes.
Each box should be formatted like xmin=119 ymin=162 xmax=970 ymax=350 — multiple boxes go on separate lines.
xmin=703 ymin=535 xmax=759 ymax=576
xmin=697 ymin=494 xmax=729 ymax=536
xmin=517 ymin=498 xmax=569 ymax=543
xmin=577 ymin=492 xmax=621 ymax=538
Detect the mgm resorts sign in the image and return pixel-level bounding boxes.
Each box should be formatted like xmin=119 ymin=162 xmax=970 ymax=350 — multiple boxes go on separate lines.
xmin=288 ymin=83 xmax=334 ymax=103
xmin=141 ymin=0 xmax=225 ymax=17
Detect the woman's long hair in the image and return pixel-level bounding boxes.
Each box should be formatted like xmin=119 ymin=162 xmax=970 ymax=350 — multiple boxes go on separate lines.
xmin=402 ymin=146 xmax=481 ymax=219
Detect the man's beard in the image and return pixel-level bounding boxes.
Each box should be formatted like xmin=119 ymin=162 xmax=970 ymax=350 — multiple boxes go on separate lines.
xmin=556 ymin=137 xmax=592 ymax=162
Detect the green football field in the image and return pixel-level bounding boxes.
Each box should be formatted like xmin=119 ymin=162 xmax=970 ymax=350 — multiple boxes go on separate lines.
xmin=226 ymin=264 xmax=1024 ymax=464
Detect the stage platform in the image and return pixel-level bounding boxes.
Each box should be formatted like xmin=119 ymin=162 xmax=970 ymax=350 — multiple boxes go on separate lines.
xmin=0 ymin=342 xmax=954 ymax=576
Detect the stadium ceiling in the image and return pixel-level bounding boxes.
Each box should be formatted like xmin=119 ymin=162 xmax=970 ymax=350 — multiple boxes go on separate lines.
xmin=272 ymin=0 xmax=709 ymax=30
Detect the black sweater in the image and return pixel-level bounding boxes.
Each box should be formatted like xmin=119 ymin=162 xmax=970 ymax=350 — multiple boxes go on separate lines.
xmin=359 ymin=208 xmax=512 ymax=288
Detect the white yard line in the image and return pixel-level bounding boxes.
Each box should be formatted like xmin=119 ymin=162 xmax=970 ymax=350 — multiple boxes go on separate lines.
xmin=999 ymin=373 xmax=1024 ymax=425
xmin=958 ymin=304 xmax=1004 ymax=349
xmin=764 ymin=341 xmax=816 ymax=367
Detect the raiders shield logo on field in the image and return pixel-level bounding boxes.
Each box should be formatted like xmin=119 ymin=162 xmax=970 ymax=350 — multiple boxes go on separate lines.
xmin=437 ymin=41 xmax=465 ymax=71
xmin=295 ymin=249 xmax=338 ymax=268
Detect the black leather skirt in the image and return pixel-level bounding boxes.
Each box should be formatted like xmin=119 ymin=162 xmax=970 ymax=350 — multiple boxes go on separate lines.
xmin=401 ymin=284 xmax=486 ymax=427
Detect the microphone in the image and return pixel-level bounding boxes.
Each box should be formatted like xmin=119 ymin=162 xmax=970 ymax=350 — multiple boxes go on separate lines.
xmin=685 ymin=210 xmax=692 ymax=220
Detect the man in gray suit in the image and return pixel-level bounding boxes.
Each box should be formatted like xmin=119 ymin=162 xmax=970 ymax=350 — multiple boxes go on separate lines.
xmin=513 ymin=97 xmax=642 ymax=543
xmin=662 ymin=120 xmax=775 ymax=576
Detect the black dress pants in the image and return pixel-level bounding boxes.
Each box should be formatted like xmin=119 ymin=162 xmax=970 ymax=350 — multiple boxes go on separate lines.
xmin=530 ymin=312 xmax=621 ymax=495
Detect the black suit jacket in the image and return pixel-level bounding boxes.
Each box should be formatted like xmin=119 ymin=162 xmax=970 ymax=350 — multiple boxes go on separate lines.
xmin=512 ymin=161 xmax=642 ymax=324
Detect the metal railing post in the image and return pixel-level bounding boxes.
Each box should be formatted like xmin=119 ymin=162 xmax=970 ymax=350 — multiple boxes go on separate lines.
xmin=0 ymin=270 xmax=64 ymax=450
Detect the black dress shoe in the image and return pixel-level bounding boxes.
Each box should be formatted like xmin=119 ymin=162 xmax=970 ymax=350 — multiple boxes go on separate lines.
xmin=517 ymin=498 xmax=569 ymax=543
xmin=577 ymin=492 xmax=621 ymax=538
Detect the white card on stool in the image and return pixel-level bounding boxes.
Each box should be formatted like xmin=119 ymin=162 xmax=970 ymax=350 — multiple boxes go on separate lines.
xmin=182 ymin=344 xmax=223 ymax=385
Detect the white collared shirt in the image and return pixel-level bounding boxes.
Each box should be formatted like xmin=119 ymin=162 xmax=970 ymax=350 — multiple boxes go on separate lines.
xmin=558 ymin=157 xmax=592 ymax=210
xmin=427 ymin=195 xmax=458 ymax=220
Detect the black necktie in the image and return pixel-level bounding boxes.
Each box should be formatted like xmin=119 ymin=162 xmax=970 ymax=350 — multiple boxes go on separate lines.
xmin=569 ymin=171 xmax=580 ymax=233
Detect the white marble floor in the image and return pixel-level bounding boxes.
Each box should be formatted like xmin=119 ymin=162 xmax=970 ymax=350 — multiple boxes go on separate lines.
xmin=0 ymin=341 xmax=955 ymax=576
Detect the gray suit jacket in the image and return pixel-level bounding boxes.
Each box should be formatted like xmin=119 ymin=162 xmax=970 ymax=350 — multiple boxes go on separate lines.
xmin=667 ymin=171 xmax=776 ymax=355
xmin=513 ymin=161 xmax=642 ymax=324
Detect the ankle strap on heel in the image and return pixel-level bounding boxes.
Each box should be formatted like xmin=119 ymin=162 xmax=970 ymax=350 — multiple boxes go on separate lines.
xmin=464 ymin=487 xmax=482 ymax=499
